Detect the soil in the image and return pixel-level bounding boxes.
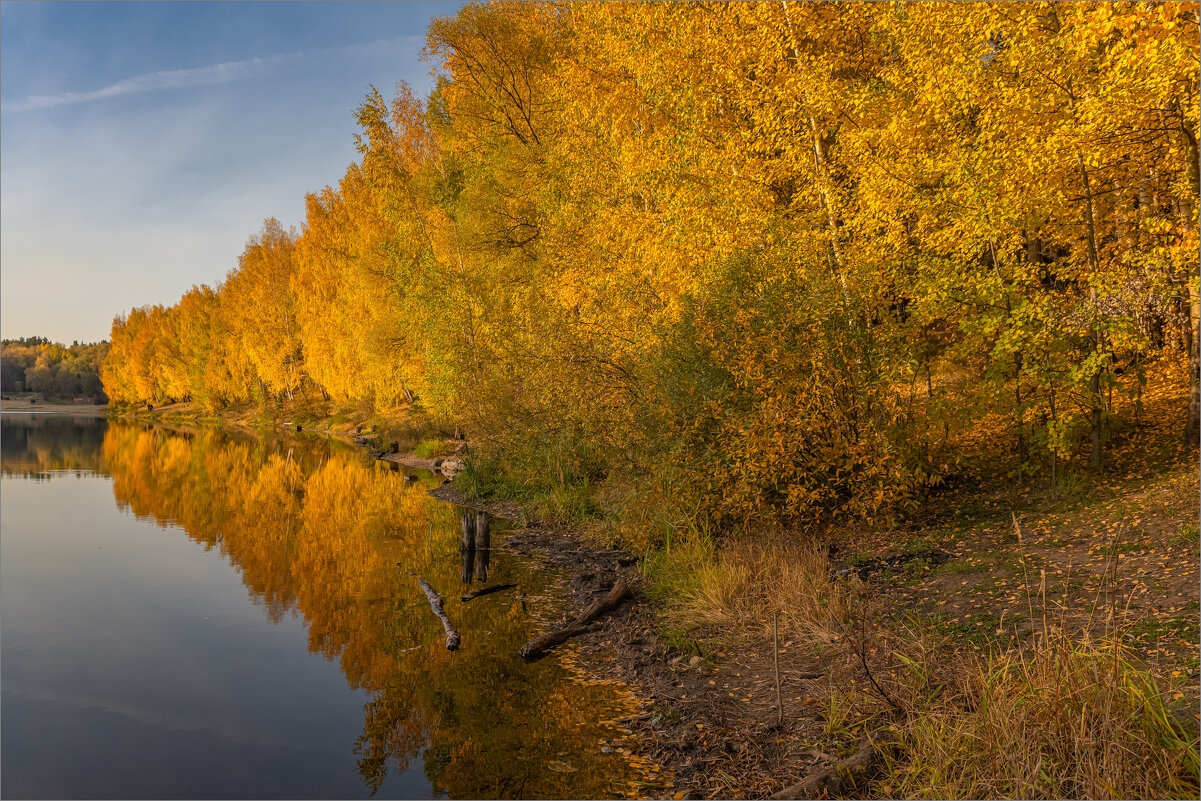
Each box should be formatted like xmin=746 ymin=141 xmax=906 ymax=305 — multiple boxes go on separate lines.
xmin=488 ymin=519 xmax=852 ymax=800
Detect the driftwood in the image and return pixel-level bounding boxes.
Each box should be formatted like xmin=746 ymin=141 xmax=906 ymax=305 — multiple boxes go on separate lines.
xmin=770 ymin=729 xmax=898 ymax=800
xmin=518 ymin=578 xmax=630 ymax=660
xmin=410 ymin=573 xmax=460 ymax=651
xmin=461 ymin=583 xmax=517 ymax=603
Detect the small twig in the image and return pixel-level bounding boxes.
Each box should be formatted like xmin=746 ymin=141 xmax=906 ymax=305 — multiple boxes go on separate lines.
xmin=855 ymin=612 xmax=905 ymax=716
xmin=774 ymin=610 xmax=784 ymax=726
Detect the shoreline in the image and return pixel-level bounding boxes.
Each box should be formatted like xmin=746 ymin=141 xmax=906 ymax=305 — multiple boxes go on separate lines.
xmin=81 ymin=405 xmax=1201 ymax=800
xmin=1 ymin=400 xmax=108 ymax=417
xmin=301 ymin=424 xmax=795 ymax=798
xmin=376 ymin=448 xmax=825 ymax=799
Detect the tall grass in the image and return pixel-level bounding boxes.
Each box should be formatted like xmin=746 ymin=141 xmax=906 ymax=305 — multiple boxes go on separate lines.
xmin=639 ymin=525 xmax=1198 ymax=799
xmin=644 ymin=532 xmax=847 ymax=644
xmin=891 ymin=626 xmax=1199 ymax=799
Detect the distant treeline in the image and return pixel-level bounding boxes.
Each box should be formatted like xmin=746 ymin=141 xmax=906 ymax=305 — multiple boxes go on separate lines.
xmin=2 ymin=339 xmax=109 ymax=401
xmin=103 ymin=2 xmax=1198 ymax=532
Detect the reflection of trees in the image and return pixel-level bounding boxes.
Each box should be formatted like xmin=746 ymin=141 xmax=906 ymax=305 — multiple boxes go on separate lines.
xmin=355 ymin=682 xmax=430 ymax=795
xmin=0 ymin=415 xmax=107 ymax=475
xmin=95 ymin=422 xmax=641 ymax=798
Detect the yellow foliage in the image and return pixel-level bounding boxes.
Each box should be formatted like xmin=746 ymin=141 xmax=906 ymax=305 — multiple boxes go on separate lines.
xmin=101 ymin=1 xmax=1200 ymax=530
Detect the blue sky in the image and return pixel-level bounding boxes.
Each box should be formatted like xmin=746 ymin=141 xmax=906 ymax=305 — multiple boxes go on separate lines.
xmin=1 ymin=1 xmax=461 ymax=343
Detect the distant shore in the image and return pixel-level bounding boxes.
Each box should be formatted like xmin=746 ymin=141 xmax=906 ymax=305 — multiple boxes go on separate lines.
xmin=1 ymin=396 xmax=108 ymax=417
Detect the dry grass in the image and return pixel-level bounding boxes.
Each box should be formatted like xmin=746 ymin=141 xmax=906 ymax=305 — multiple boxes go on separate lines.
xmin=643 ymin=528 xmax=1198 ymax=799
xmin=625 ymin=361 xmax=1198 ymax=798
xmin=875 ymin=530 xmax=1200 ymax=799
xmin=888 ymin=625 xmax=1199 ymax=799
xmin=645 ymin=532 xmax=847 ymax=645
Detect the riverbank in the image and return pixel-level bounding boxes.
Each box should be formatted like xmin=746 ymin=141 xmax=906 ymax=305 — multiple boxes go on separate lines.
xmin=383 ymin=439 xmax=1199 ymax=799
xmin=104 ymin=399 xmax=1200 ymax=799
xmin=1 ymin=395 xmax=108 ymax=417
xmin=461 ymin=450 xmax=1199 ymax=800
xmin=403 ymin=438 xmax=1198 ymax=798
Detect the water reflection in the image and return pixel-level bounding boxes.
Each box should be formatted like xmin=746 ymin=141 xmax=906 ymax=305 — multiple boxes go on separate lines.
xmin=1 ymin=417 xmax=651 ymax=799
xmin=0 ymin=413 xmax=107 ymax=476
xmin=460 ymin=509 xmax=492 ymax=584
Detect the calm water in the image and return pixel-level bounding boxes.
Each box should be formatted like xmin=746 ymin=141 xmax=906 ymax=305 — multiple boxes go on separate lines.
xmin=1 ymin=416 xmax=651 ymax=799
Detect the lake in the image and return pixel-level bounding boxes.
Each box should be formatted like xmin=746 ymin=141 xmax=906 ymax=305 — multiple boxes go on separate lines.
xmin=0 ymin=415 xmax=655 ymax=799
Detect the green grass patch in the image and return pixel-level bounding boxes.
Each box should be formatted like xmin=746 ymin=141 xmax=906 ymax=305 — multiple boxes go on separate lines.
xmin=454 ymin=455 xmax=602 ymax=523
xmin=900 ymin=536 xmax=939 ymax=554
xmin=1175 ymin=523 xmax=1200 ymax=548
xmin=1126 ymin=615 xmax=1198 ymax=645
xmin=1115 ymin=538 xmax=1156 ymax=554
xmin=933 ymin=550 xmax=1022 ymax=576
xmin=413 ymin=438 xmax=453 ymax=459
xmin=1045 ymin=577 xmax=1087 ymax=594
xmin=927 ymin=610 xmax=1016 ymax=647
xmin=900 ymin=557 xmax=941 ymax=581
xmin=640 ymin=530 xmax=715 ymax=609
xmin=658 ymin=625 xmax=705 ymax=657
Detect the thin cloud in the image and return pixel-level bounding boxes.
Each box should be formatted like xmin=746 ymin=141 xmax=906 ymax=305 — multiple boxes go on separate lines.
xmin=2 ymin=37 xmax=422 ymax=113
xmin=3 ymin=55 xmax=288 ymax=112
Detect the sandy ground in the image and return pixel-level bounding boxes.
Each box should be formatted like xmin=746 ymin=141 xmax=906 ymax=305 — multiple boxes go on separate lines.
xmin=1 ymin=397 xmax=108 ymax=417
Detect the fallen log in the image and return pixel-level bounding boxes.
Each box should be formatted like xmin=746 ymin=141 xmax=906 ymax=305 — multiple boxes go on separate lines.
xmin=410 ymin=573 xmax=460 ymax=651
xmin=518 ymin=578 xmax=630 ymax=660
xmin=461 ymin=583 xmax=517 ymax=603
xmin=770 ymin=728 xmax=898 ymax=800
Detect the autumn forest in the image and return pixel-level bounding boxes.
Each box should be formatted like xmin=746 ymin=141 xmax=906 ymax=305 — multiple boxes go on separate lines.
xmin=99 ymin=2 xmax=1197 ymax=537
xmin=16 ymin=2 xmax=1190 ymax=797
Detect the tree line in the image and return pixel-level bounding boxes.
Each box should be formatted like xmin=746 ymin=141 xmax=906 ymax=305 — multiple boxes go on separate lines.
xmin=2 ymin=338 xmax=109 ymax=401
xmin=103 ymin=1 xmax=1199 ymax=531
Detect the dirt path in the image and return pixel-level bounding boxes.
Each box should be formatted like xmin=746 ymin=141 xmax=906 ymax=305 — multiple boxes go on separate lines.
xmin=861 ymin=460 xmax=1199 ymax=675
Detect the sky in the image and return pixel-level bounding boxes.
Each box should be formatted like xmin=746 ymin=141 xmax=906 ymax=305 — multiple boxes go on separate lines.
xmin=0 ymin=1 xmax=462 ymax=344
